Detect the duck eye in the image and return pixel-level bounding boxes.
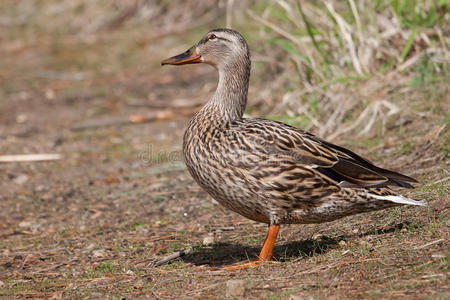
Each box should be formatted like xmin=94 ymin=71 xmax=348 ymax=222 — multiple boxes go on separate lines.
xmin=208 ymin=34 xmax=217 ymax=40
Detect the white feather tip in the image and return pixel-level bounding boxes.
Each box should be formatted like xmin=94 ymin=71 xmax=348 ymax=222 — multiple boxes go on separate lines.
xmin=368 ymin=193 xmax=426 ymax=206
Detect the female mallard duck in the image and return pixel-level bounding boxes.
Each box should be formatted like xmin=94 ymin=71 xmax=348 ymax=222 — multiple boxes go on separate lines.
xmin=161 ymin=29 xmax=424 ymax=269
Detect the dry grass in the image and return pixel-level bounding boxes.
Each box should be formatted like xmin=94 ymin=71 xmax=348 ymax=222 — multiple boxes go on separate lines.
xmin=244 ymin=0 xmax=449 ymax=139
xmin=0 ymin=0 xmax=449 ymax=299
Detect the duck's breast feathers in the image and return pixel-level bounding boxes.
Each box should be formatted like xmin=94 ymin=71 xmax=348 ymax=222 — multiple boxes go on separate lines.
xmin=224 ymin=118 xmax=416 ymax=189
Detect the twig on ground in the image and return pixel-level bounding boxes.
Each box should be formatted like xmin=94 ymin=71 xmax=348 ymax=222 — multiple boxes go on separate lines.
xmin=419 ymin=124 xmax=447 ymax=144
xmin=427 ymin=176 xmax=450 ymax=186
xmin=0 ymin=154 xmax=62 ymax=162
xmin=147 ymin=248 xmax=193 ymax=267
xmin=29 ymin=263 xmax=66 ymax=275
xmin=414 ymin=239 xmax=445 ymax=250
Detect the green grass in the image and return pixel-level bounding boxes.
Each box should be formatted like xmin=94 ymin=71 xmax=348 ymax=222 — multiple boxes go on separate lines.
xmin=410 ymin=54 xmax=449 ymax=86
xmin=397 ymin=142 xmax=413 ymax=154
xmin=390 ymin=0 xmax=448 ymax=28
xmin=98 ymin=262 xmax=116 ymax=273
xmin=129 ymin=222 xmax=146 ymax=230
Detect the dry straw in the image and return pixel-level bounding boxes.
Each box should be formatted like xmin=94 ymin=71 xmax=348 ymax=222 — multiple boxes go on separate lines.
xmin=246 ymin=0 xmax=449 ymax=139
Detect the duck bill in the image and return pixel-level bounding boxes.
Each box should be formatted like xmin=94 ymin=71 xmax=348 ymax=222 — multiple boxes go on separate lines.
xmin=161 ymin=47 xmax=201 ymax=66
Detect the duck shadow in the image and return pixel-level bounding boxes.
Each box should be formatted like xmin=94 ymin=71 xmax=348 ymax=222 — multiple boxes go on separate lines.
xmin=181 ymin=222 xmax=414 ymax=267
xmin=181 ymin=237 xmax=338 ymax=267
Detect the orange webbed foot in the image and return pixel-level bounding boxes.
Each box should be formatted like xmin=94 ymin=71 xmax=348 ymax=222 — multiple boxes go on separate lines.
xmin=220 ymin=259 xmax=266 ymax=271
xmin=215 ymin=225 xmax=280 ymax=272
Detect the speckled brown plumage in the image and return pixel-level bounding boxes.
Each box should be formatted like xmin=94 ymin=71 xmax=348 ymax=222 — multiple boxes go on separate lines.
xmin=162 ymin=29 xmax=425 ymax=266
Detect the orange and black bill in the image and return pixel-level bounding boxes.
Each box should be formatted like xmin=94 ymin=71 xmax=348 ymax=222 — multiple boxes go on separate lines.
xmin=161 ymin=47 xmax=201 ymax=66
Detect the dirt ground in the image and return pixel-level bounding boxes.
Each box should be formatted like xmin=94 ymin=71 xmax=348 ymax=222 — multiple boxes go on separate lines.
xmin=1 ymin=4 xmax=449 ymax=300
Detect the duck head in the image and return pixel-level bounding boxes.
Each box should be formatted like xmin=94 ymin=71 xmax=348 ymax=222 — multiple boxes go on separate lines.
xmin=161 ymin=28 xmax=250 ymax=71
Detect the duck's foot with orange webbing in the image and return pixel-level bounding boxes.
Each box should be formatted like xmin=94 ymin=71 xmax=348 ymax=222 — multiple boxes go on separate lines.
xmin=219 ymin=224 xmax=280 ymax=271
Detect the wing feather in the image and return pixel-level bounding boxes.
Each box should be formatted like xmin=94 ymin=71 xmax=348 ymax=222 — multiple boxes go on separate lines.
xmin=230 ymin=118 xmax=416 ymax=189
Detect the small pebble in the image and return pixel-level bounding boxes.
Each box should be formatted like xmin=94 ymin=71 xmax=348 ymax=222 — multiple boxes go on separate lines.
xmin=312 ymin=233 xmax=324 ymax=240
xmin=92 ymin=249 xmax=106 ymax=258
xmin=35 ymin=185 xmax=48 ymax=192
xmin=203 ymin=236 xmax=214 ymax=246
xmin=13 ymin=174 xmax=28 ymax=185
xmin=126 ymin=270 xmax=135 ymax=275
xmin=18 ymin=221 xmax=31 ymax=228
xmin=45 ymin=89 xmax=55 ymax=100
xmin=339 ymin=240 xmax=346 ymax=246
xmin=226 ymin=279 xmax=245 ymax=297
xmin=16 ymin=114 xmax=28 ymax=123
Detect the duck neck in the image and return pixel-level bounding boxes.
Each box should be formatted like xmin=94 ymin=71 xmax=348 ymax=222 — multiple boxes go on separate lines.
xmin=202 ymin=59 xmax=250 ymax=123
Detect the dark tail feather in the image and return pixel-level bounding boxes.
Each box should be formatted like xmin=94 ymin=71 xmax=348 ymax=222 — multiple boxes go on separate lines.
xmin=386 ymin=178 xmax=415 ymax=189
xmin=375 ymin=167 xmax=418 ymax=187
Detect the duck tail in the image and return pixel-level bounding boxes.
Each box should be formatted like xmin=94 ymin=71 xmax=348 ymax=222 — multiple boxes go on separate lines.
xmin=368 ymin=193 xmax=426 ymax=206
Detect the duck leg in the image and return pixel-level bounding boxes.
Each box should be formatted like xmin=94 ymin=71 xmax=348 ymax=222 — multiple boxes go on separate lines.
xmin=221 ymin=224 xmax=280 ymax=271
xmin=258 ymin=224 xmax=280 ymax=260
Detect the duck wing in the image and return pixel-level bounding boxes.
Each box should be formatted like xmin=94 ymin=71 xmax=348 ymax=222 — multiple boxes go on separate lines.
xmin=229 ymin=118 xmax=417 ymax=189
